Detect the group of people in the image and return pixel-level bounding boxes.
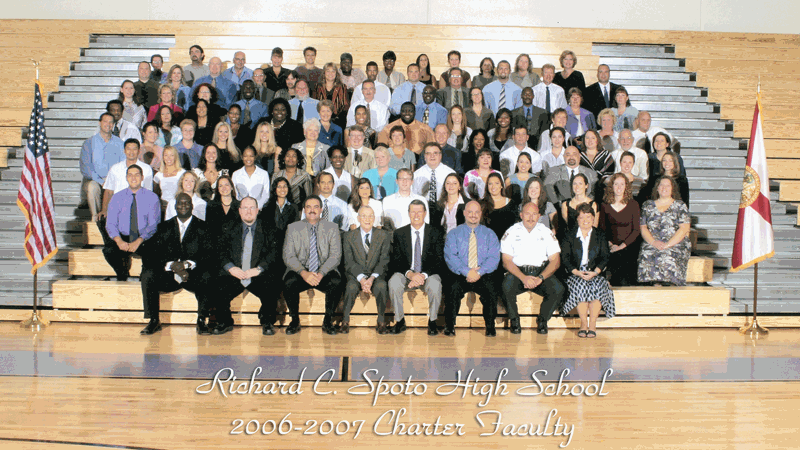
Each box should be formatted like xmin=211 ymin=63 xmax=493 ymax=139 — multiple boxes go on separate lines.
xmin=79 ymin=44 xmax=694 ymax=338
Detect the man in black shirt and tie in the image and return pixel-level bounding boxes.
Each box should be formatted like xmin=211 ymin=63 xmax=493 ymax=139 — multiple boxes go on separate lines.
xmin=216 ymin=196 xmax=282 ymax=335
xmin=283 ymin=195 xmax=343 ymax=335
xmin=140 ymin=193 xmax=212 ymax=335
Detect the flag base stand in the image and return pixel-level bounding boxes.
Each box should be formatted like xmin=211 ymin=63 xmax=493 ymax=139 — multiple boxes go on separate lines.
xmin=739 ymin=318 xmax=768 ymax=339
xmin=20 ymin=310 xmax=49 ymax=332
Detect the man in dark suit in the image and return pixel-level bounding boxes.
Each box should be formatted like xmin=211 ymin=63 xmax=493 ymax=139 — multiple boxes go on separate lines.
xmin=436 ymin=67 xmax=470 ymax=109
xmin=512 ymin=87 xmax=549 ymax=149
xmin=342 ymin=205 xmax=392 ymax=334
xmin=543 ymin=146 xmax=598 ymax=204
xmin=216 ymin=196 xmax=283 ymax=336
xmin=388 ymin=200 xmax=446 ymax=335
xmin=583 ymin=65 xmax=620 ymax=119
xmin=140 ymin=193 xmax=212 ymax=335
xmin=283 ymin=195 xmax=343 ymax=335
xmin=133 ymin=61 xmax=160 ymax=111
xmin=416 ymin=124 xmax=463 ymax=175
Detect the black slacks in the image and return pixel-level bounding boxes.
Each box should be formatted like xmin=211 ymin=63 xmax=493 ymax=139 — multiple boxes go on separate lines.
xmin=501 ymin=273 xmax=565 ymax=323
xmin=140 ymin=267 xmax=211 ymax=319
xmin=283 ymin=271 xmax=342 ymax=319
xmin=216 ymin=273 xmax=281 ymax=326
xmin=445 ymin=274 xmax=498 ymax=328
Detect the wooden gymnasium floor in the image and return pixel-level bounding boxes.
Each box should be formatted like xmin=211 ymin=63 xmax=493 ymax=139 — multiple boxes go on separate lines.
xmin=1 ymin=321 xmax=799 ymax=449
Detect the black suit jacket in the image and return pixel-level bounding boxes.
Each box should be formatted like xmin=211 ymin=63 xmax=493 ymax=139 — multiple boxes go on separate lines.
xmin=417 ymin=144 xmax=463 ymax=175
xmin=343 ymin=228 xmax=391 ymax=282
xmin=389 ymin=224 xmax=446 ymax=277
xmin=429 ymin=201 xmax=465 ymax=231
xmin=560 ymin=226 xmax=610 ymax=274
xmin=583 ymin=82 xmax=620 ymax=119
xmin=134 ymin=79 xmax=160 ymax=111
xmin=219 ymin=219 xmax=281 ymax=279
xmin=143 ymin=217 xmax=210 ymax=274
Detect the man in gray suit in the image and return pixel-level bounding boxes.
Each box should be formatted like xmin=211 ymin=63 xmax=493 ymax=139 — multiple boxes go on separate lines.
xmin=512 ymin=87 xmax=549 ymax=149
xmin=436 ymin=67 xmax=470 ymax=109
xmin=543 ymin=146 xmax=598 ymax=204
xmin=283 ymin=195 xmax=343 ymax=335
xmin=342 ymin=206 xmax=392 ymax=334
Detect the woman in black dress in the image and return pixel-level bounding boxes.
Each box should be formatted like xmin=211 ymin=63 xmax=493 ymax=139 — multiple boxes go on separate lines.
xmin=259 ymin=176 xmax=300 ymax=234
xmin=553 ymin=50 xmax=586 ymax=96
xmin=205 ymin=174 xmax=240 ymax=234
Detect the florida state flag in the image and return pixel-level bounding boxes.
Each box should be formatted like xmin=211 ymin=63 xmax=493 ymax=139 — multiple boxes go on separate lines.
xmin=730 ymin=91 xmax=774 ymax=272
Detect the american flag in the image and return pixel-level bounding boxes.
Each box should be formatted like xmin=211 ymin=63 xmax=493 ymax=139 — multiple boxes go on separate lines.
xmin=17 ymin=83 xmax=58 ymax=272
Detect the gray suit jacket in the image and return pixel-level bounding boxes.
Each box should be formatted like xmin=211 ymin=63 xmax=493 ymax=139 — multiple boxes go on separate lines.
xmin=543 ymin=165 xmax=598 ymax=204
xmin=343 ymin=227 xmax=391 ymax=282
xmin=436 ymin=87 xmax=470 ymax=109
xmin=292 ymin=140 xmax=330 ymax=175
xmin=283 ymin=220 xmax=342 ymax=276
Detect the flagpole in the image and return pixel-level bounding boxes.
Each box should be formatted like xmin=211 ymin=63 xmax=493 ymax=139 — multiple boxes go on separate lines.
xmin=20 ymin=59 xmax=50 ymax=332
xmin=738 ymin=76 xmax=768 ymax=339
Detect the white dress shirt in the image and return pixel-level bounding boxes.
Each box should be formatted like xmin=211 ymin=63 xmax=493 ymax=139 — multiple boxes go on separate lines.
xmin=346 ymin=99 xmax=390 ymax=132
xmin=348 ymin=198 xmax=384 ymax=228
xmin=352 ymin=80 xmax=391 ymax=107
xmin=499 ymin=146 xmax=542 ymax=178
xmin=611 ymin=147 xmax=650 ymax=181
xmin=232 ymin=166 xmax=270 ymax=208
xmin=412 ymin=164 xmax=456 ymax=201
xmin=382 ymin=192 xmax=430 ymax=229
xmin=532 ymin=82 xmax=568 ymax=114
xmin=103 ymin=160 xmax=153 ymax=193
xmin=539 ymin=147 xmax=566 ymax=172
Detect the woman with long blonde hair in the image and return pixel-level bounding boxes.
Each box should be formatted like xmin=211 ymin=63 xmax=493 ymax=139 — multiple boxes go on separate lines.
xmin=211 ymin=121 xmax=241 ymax=171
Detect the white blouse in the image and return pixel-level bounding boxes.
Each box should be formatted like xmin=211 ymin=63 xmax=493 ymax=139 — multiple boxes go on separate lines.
xmin=154 ymin=169 xmax=186 ymax=203
xmin=165 ymin=193 xmax=207 ymax=221
xmin=232 ymin=166 xmax=271 ymax=208
xmin=347 ymin=198 xmax=384 ymax=227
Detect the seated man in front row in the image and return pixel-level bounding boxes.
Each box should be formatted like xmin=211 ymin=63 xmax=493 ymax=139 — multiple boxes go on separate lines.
xmin=284 ymin=195 xmax=343 ymax=336
xmin=388 ymin=200 xmax=445 ymax=336
xmin=217 ymin=196 xmax=283 ymax=336
xmin=501 ymin=202 xmax=565 ymax=335
xmin=140 ymin=193 xmax=211 ymax=336
xmin=342 ymin=206 xmax=391 ymax=334
xmin=444 ymin=200 xmax=501 ymax=337
xmin=103 ymin=164 xmax=161 ymax=282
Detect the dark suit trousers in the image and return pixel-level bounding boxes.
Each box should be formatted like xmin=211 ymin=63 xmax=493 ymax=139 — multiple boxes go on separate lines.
xmin=140 ymin=267 xmax=211 ymax=319
xmin=216 ymin=273 xmax=281 ymax=325
xmin=343 ymin=277 xmax=388 ymax=322
xmin=501 ymin=273 xmax=565 ymax=322
xmin=446 ymin=274 xmax=498 ymax=328
xmin=607 ymin=241 xmax=640 ymax=287
xmin=100 ymin=225 xmax=143 ymax=281
xmin=283 ymin=271 xmax=342 ymax=319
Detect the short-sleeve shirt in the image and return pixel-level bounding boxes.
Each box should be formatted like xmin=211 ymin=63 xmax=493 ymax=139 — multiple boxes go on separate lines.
xmin=500 ymin=221 xmax=560 ymax=266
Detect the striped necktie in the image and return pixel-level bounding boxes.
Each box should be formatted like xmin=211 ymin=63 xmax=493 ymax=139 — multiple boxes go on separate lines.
xmin=308 ymin=225 xmax=319 ymax=273
xmin=468 ymin=229 xmax=478 ymax=269
xmin=499 ymin=85 xmax=506 ymax=110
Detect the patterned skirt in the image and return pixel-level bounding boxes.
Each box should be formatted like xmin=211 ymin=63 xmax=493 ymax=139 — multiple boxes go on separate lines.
xmin=562 ymin=264 xmax=616 ymax=318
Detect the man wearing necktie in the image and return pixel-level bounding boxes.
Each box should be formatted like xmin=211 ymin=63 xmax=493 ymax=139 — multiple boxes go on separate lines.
xmin=583 ymin=65 xmax=620 ymax=119
xmin=191 ymin=57 xmax=238 ymax=109
xmin=283 ymin=195 xmax=343 ymax=335
xmin=533 ymin=64 xmax=568 ymax=119
xmin=435 ymin=67 xmax=469 ymax=110
xmin=443 ymin=201 xmax=501 ymax=337
xmin=216 ymin=196 xmax=283 ymax=336
xmin=235 ymin=80 xmax=268 ymax=128
xmin=543 ymin=146 xmax=598 ymax=204
xmin=387 ymin=200 xmax=445 ymax=336
xmin=342 ymin=206 xmax=392 ymax=334
xmin=140 ymin=193 xmax=212 ymax=336
xmin=103 ymin=165 xmax=161 ymax=283
xmin=511 ymin=87 xmax=549 ymax=149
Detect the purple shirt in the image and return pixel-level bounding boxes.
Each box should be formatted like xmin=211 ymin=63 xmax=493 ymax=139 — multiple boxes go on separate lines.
xmin=444 ymin=224 xmax=501 ymax=277
xmin=105 ymin=188 xmax=161 ymax=240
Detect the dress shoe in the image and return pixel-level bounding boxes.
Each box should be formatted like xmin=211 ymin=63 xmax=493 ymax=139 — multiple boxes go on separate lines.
xmin=196 ymin=318 xmax=210 ymax=335
xmin=339 ymin=322 xmax=350 ymax=334
xmin=376 ymin=323 xmax=389 ymax=335
xmin=509 ymin=318 xmax=522 ymax=334
xmin=427 ymin=320 xmax=438 ymax=336
xmin=285 ymin=320 xmax=301 ymax=335
xmin=212 ymin=322 xmax=234 ymax=335
xmin=443 ymin=326 xmax=456 ymax=337
xmin=391 ymin=318 xmax=407 ymax=334
xmin=537 ymin=319 xmax=548 ymax=335
xmin=262 ymin=324 xmax=275 ymax=336
xmin=140 ymin=319 xmax=162 ymax=335
xmin=322 ymin=319 xmax=337 ymax=335
xmin=485 ymin=325 xmax=496 ymax=337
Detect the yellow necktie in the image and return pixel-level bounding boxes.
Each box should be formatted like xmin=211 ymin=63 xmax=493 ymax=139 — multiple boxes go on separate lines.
xmin=468 ymin=229 xmax=478 ymax=269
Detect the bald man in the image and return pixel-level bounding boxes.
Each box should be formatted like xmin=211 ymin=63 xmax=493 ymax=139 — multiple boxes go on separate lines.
xmin=223 ymin=51 xmax=254 ymax=88
xmin=193 ymin=56 xmax=238 ymax=108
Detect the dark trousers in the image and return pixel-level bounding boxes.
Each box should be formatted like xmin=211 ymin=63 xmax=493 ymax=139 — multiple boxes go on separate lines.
xmin=607 ymin=241 xmax=640 ymax=287
xmin=501 ymin=272 xmax=565 ymax=323
xmin=101 ymin=228 xmax=144 ymax=281
xmin=283 ymin=271 xmax=342 ymax=320
xmin=216 ymin=274 xmax=281 ymax=326
xmin=445 ymin=273 xmax=498 ymax=328
xmin=140 ymin=266 xmax=211 ymax=319
xmin=343 ymin=277 xmax=388 ymax=323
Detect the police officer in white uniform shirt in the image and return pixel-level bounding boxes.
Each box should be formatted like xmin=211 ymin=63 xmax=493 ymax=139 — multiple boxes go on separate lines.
xmin=500 ymin=201 xmax=565 ymax=335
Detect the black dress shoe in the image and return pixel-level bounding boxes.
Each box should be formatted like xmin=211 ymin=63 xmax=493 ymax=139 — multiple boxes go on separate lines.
xmin=285 ymin=320 xmax=301 ymax=335
xmin=212 ymin=322 xmax=234 ymax=335
xmin=485 ymin=326 xmax=496 ymax=337
xmin=262 ymin=324 xmax=275 ymax=336
xmin=537 ymin=319 xmax=548 ymax=335
xmin=391 ymin=318 xmax=407 ymax=334
xmin=339 ymin=322 xmax=350 ymax=334
xmin=140 ymin=319 xmax=162 ymax=335
xmin=376 ymin=323 xmax=389 ymax=335
xmin=196 ymin=318 xmax=210 ymax=335
xmin=510 ymin=318 xmax=522 ymax=334
xmin=322 ymin=322 xmax=337 ymax=335
xmin=443 ymin=326 xmax=456 ymax=337
xmin=427 ymin=320 xmax=438 ymax=336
